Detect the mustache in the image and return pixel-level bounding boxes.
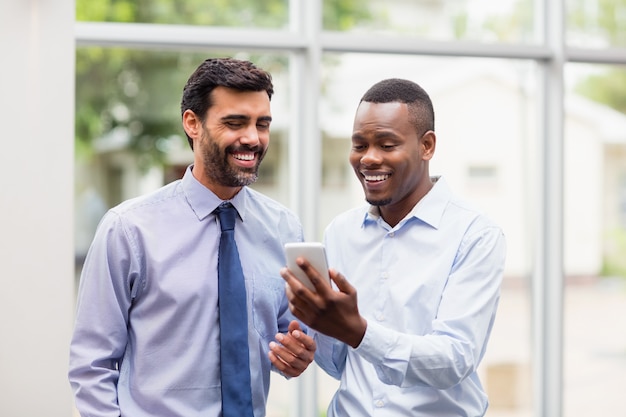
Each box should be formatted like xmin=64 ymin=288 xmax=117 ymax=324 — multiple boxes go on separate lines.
xmin=227 ymin=144 xmax=263 ymax=153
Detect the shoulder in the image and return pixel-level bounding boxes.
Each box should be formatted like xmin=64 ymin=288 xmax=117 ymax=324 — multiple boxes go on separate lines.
xmin=441 ymin=194 xmax=505 ymax=253
xmin=245 ymin=187 xmax=298 ymax=218
xmin=449 ymin=194 xmax=500 ymax=232
xmin=432 ymin=177 xmax=500 ymax=231
xmin=326 ymin=205 xmax=369 ymax=232
xmin=244 ymin=187 xmax=303 ymax=233
xmin=107 ymin=180 xmax=183 ymax=223
xmin=116 ymin=180 xmax=181 ymax=209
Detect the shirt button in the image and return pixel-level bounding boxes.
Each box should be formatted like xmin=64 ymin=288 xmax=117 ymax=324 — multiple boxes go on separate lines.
xmin=374 ymin=400 xmax=385 ymax=408
xmin=381 ymin=272 xmax=389 ymax=280
xmin=388 ymin=232 xmax=395 ymax=237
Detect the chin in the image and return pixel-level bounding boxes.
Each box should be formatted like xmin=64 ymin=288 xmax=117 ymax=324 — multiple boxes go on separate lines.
xmin=366 ymin=197 xmax=392 ymax=206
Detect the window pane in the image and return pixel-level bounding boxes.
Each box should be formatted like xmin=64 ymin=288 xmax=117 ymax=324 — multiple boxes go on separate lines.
xmin=563 ymin=63 xmax=626 ymax=416
xmin=324 ymin=0 xmax=537 ymax=43
xmin=76 ymin=0 xmax=289 ymax=28
xmin=567 ymin=0 xmax=626 ymax=47
xmin=318 ymin=53 xmax=537 ymax=416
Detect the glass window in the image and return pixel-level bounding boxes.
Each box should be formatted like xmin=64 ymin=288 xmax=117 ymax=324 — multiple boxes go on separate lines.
xmin=563 ymin=62 xmax=626 ymax=416
xmin=567 ymin=0 xmax=626 ymax=47
xmin=70 ymin=3 xmax=626 ymax=417
xmin=76 ymin=0 xmax=290 ymax=28
xmin=324 ymin=0 xmax=537 ymax=43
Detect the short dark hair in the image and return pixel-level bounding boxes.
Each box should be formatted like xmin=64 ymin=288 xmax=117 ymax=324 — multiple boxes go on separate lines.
xmin=180 ymin=57 xmax=274 ymax=148
xmin=360 ymin=78 xmax=435 ymax=134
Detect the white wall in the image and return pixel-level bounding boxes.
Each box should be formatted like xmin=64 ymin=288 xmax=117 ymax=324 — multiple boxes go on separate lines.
xmin=0 ymin=1 xmax=75 ymax=416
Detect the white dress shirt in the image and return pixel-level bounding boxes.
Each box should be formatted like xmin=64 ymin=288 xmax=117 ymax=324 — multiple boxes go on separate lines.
xmin=314 ymin=176 xmax=506 ymax=417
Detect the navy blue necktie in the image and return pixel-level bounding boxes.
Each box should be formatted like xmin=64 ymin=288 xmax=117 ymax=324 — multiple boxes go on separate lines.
xmin=215 ymin=203 xmax=254 ymax=417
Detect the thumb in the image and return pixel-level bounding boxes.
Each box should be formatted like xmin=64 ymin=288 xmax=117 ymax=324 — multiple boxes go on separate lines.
xmin=288 ymin=320 xmax=302 ymax=333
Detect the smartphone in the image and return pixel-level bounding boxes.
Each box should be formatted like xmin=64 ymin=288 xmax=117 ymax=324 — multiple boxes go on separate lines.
xmin=284 ymin=242 xmax=330 ymax=292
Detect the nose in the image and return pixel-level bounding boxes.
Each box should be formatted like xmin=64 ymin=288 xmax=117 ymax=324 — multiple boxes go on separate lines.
xmin=360 ymin=147 xmax=382 ymax=166
xmin=239 ymin=125 xmax=261 ymax=146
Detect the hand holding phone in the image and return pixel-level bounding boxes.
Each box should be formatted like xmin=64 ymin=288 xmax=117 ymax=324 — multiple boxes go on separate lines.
xmin=284 ymin=242 xmax=330 ymax=292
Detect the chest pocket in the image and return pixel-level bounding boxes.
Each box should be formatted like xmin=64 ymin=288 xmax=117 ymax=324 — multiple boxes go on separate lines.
xmin=249 ymin=273 xmax=286 ymax=340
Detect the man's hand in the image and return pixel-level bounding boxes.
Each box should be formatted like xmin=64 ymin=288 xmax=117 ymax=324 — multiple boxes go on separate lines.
xmin=280 ymin=258 xmax=367 ymax=348
xmin=268 ymin=320 xmax=316 ymax=377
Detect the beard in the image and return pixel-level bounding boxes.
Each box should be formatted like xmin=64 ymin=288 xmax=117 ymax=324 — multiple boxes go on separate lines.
xmin=366 ymin=197 xmax=392 ymax=206
xmin=360 ymin=179 xmax=392 ymax=206
xmin=200 ymin=128 xmax=266 ymax=187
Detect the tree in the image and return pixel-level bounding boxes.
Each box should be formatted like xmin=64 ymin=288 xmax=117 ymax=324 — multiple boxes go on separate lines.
xmin=568 ymin=0 xmax=626 ymax=113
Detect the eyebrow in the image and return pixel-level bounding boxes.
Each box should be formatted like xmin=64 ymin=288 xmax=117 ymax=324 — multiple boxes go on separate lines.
xmin=351 ymin=131 xmax=399 ymax=140
xmin=220 ymin=114 xmax=272 ymax=123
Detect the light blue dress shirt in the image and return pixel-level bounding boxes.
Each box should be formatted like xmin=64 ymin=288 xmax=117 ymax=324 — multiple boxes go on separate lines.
xmin=314 ymin=176 xmax=506 ymax=417
xmin=69 ymin=165 xmax=303 ymax=417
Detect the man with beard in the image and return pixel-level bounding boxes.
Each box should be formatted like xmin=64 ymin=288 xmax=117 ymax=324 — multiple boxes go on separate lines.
xmin=280 ymin=78 xmax=506 ymax=416
xmin=69 ymin=57 xmax=315 ymax=417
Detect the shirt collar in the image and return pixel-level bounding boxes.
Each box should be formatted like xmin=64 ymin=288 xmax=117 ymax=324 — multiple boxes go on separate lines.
xmin=363 ymin=176 xmax=450 ymax=230
xmin=181 ymin=165 xmax=249 ymax=222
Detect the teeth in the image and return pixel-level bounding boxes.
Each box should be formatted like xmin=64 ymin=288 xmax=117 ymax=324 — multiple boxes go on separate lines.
xmin=364 ymin=174 xmax=389 ymax=182
xmin=233 ymin=153 xmax=254 ymax=161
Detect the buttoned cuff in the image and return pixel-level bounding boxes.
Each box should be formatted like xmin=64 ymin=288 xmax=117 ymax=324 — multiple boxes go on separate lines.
xmin=352 ymin=320 xmax=393 ymax=365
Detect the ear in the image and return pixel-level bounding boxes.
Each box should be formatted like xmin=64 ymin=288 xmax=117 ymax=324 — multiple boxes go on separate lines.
xmin=421 ymin=130 xmax=436 ymax=161
xmin=182 ymin=109 xmax=202 ymax=141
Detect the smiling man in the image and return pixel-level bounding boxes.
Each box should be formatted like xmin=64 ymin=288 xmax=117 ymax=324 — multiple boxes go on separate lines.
xmin=281 ymin=78 xmax=507 ymax=416
xmin=69 ymin=57 xmax=316 ymax=417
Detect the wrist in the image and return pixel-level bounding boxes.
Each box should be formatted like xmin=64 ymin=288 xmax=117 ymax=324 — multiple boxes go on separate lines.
xmin=347 ymin=317 xmax=367 ymax=348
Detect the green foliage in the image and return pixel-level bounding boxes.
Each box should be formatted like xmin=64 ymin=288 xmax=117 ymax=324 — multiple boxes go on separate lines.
xmin=568 ymin=0 xmax=626 ymax=47
xmin=75 ymin=48 xmax=211 ymax=168
xmin=568 ymin=0 xmax=626 ymax=115
xmin=575 ymin=67 xmax=626 ymax=115
xmin=75 ymin=0 xmax=373 ymax=168
xmin=568 ymin=0 xmax=626 ymax=281
xmin=323 ymin=0 xmax=371 ymax=31
xmin=452 ymin=13 xmax=468 ymax=40
xmin=482 ymin=0 xmax=534 ymax=42
xmin=77 ymin=0 xmax=289 ymax=27
xmin=601 ymin=227 xmax=626 ymax=278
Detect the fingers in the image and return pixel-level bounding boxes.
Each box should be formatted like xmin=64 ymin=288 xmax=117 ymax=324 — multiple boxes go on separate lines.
xmin=269 ymin=346 xmax=303 ymax=376
xmin=329 ymin=268 xmax=354 ymax=295
xmin=268 ymin=322 xmax=316 ymax=377
xmin=286 ymin=301 xmax=307 ymax=323
xmin=295 ymin=258 xmax=332 ymax=294
xmin=288 ymin=320 xmax=301 ymax=333
xmin=287 ymin=320 xmax=317 ymax=352
xmin=268 ymin=340 xmax=310 ymax=377
xmin=281 ymin=267 xmax=319 ymax=316
xmin=275 ymin=324 xmax=316 ymax=358
xmin=280 ymin=267 xmax=308 ymax=296
xmin=280 ymin=268 xmax=309 ymax=316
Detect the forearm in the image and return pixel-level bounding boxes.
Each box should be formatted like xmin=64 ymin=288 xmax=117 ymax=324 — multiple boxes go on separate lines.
xmin=354 ymin=320 xmax=480 ymax=389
